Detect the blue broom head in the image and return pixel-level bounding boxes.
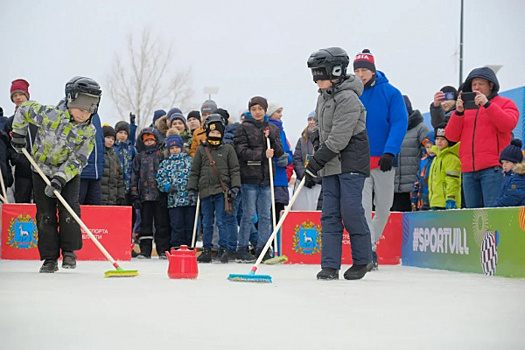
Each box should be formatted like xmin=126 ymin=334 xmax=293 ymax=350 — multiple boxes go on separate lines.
xmin=227 ymin=274 xmax=272 ymax=283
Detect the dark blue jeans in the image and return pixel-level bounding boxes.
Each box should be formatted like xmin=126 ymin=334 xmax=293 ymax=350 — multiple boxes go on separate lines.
xmin=321 ymin=173 xmax=372 ymax=269
xmin=168 ymin=206 xmax=196 ymax=248
xmin=236 ymin=195 xmax=258 ymax=248
xmin=79 ymin=178 xmax=102 ymax=205
xmin=238 ymin=184 xmax=271 ymax=249
xmin=462 ymin=166 xmax=503 ymax=208
xmin=200 ymin=193 xmax=232 ymax=249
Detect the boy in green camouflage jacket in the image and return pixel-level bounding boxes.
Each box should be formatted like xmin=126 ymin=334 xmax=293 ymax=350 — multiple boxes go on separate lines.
xmin=11 ymin=76 xmax=101 ymax=273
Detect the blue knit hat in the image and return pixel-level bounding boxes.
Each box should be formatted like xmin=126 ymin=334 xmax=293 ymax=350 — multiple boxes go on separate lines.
xmin=167 ymin=108 xmax=185 ymax=125
xmin=500 ymin=139 xmax=523 ymax=164
xmin=166 ymin=134 xmax=184 ymax=150
xmin=152 ymin=109 xmax=166 ymax=124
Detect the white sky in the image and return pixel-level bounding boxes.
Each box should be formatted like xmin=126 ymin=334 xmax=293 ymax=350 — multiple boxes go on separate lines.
xmin=1 ymin=0 xmax=525 ymax=146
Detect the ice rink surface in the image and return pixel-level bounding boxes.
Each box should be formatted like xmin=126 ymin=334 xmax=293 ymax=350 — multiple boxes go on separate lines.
xmin=1 ymin=260 xmax=524 ymax=350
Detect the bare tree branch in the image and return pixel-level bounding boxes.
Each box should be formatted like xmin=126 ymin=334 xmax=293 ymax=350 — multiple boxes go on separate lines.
xmin=106 ymin=28 xmax=194 ymax=131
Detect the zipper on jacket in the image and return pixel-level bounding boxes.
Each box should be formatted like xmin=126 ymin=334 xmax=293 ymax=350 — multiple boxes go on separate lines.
xmin=471 ymin=109 xmax=480 ymax=172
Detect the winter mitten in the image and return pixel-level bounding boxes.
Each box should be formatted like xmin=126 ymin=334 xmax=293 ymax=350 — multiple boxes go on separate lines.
xmin=132 ymin=199 xmax=142 ymax=209
xmin=228 ymin=187 xmax=240 ymax=200
xmin=276 ymin=154 xmax=289 ymax=167
xmin=10 ymin=132 xmax=26 ymax=153
xmin=445 ymin=199 xmax=457 ymax=209
xmin=44 ymin=177 xmax=64 ymax=198
xmin=378 ymin=153 xmax=394 ymax=172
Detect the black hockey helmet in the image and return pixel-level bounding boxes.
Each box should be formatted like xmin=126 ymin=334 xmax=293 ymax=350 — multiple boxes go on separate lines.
xmin=65 ymin=76 xmax=101 ymax=114
xmin=307 ymin=47 xmax=349 ymax=82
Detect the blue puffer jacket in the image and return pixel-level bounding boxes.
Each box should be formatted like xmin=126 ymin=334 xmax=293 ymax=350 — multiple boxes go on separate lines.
xmin=113 ymin=139 xmax=137 ymax=194
xmin=80 ymin=113 xmax=104 ymax=180
xmin=224 ymin=122 xmax=240 ymax=145
xmin=156 ymin=152 xmax=196 ymax=208
xmin=489 ymin=163 xmax=525 ymax=207
xmin=358 ymin=71 xmax=407 ymax=157
xmin=268 ymin=118 xmax=292 ymax=187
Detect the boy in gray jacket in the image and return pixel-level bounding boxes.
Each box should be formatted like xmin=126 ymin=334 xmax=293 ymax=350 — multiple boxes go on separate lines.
xmin=306 ymin=47 xmax=373 ymax=280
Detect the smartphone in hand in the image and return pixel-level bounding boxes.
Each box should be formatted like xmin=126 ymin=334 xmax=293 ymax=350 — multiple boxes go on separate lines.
xmin=461 ymin=92 xmax=478 ymax=110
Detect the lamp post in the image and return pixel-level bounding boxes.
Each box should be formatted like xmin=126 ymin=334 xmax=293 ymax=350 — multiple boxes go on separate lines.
xmin=459 ymin=0 xmax=464 ymax=86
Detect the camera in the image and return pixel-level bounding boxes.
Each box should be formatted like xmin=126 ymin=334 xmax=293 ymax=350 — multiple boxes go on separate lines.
xmin=461 ymin=92 xmax=478 ymax=110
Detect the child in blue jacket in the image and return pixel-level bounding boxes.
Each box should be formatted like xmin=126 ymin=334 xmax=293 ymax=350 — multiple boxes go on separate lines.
xmin=156 ymin=134 xmax=197 ymax=249
xmin=490 ymin=139 xmax=525 ymax=207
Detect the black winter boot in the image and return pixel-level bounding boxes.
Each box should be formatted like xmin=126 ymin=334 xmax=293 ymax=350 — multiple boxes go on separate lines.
xmin=62 ymin=251 xmax=77 ymax=269
xmin=255 ymin=247 xmax=272 ymax=262
xmin=344 ymin=264 xmax=370 ymax=280
xmin=213 ymin=248 xmax=228 ymax=264
xmin=235 ymin=247 xmax=256 ymax=263
xmin=226 ymin=249 xmax=237 ymax=262
xmin=197 ymin=248 xmax=212 ymax=263
xmin=137 ymin=238 xmax=152 ymax=259
xmin=316 ymin=268 xmax=339 ymax=280
xmin=40 ymin=259 xmax=58 ymax=273
xmin=372 ymin=251 xmax=378 ymax=270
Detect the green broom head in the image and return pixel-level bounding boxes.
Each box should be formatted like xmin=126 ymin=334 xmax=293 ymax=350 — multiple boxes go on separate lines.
xmin=227 ymin=274 xmax=272 ymax=283
xmin=104 ymin=267 xmax=139 ymax=278
xmin=263 ymin=255 xmax=288 ymax=265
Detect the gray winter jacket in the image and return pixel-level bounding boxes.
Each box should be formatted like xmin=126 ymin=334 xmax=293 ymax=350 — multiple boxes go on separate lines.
xmin=315 ymin=75 xmax=370 ymax=177
xmin=393 ymin=110 xmax=429 ymax=193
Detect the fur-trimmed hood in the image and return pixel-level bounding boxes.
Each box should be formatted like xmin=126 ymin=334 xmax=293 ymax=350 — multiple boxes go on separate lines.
xmin=513 ymin=162 xmax=525 ymax=175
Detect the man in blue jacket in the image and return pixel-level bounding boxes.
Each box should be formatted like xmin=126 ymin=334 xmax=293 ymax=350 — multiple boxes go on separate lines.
xmin=79 ymin=113 xmax=104 ymax=205
xmin=354 ymin=49 xmax=407 ymax=269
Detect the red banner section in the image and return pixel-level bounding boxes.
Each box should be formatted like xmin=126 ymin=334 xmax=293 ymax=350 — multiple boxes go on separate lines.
xmin=281 ymin=211 xmax=402 ymax=265
xmin=1 ymin=204 xmax=132 ymax=261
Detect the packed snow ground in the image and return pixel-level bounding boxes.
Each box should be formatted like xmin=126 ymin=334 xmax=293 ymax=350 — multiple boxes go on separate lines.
xmin=0 ymin=260 xmax=523 ymax=350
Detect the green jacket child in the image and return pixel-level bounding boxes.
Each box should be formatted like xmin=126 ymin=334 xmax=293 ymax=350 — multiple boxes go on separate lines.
xmin=428 ymin=125 xmax=461 ymax=209
xmin=11 ymin=76 xmax=100 ymax=273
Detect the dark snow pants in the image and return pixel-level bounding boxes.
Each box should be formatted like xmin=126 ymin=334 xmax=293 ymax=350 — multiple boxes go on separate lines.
xmin=320 ymin=172 xmax=372 ymax=269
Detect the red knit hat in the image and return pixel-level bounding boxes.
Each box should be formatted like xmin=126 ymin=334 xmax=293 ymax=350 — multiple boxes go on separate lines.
xmin=353 ymin=49 xmax=376 ymax=72
xmin=10 ymin=79 xmax=30 ymax=102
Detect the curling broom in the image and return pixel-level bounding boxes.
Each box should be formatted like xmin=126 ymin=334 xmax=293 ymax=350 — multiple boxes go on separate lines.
xmin=22 ymin=148 xmax=138 ymax=278
xmin=228 ymin=177 xmax=305 ymax=283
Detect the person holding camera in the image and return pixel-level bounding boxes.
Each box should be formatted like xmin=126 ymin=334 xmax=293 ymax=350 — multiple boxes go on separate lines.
xmin=445 ymin=67 xmax=519 ymax=208
xmin=430 ymin=85 xmax=458 ymax=128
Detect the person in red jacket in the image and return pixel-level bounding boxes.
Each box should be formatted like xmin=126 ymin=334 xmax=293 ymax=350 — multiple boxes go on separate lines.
xmin=445 ymin=67 xmax=519 ymax=208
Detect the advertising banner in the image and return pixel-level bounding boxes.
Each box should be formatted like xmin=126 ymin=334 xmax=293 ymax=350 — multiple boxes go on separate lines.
xmin=281 ymin=211 xmax=402 ymax=265
xmin=1 ymin=204 xmax=132 ymax=261
xmin=402 ymin=207 xmax=525 ymax=278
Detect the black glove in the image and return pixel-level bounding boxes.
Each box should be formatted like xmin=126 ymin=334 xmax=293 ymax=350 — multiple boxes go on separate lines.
xmin=129 ymin=112 xmax=136 ymax=125
xmin=187 ymin=189 xmax=198 ymax=202
xmin=378 ymin=153 xmax=395 ymax=172
xmin=116 ymin=198 xmax=127 ymax=206
xmin=304 ymin=171 xmax=317 ymax=188
xmin=132 ymin=198 xmax=142 ymax=209
xmin=44 ymin=177 xmax=64 ymax=198
xmin=228 ymin=187 xmax=240 ymax=200
xmin=10 ymin=132 xmax=26 ymax=153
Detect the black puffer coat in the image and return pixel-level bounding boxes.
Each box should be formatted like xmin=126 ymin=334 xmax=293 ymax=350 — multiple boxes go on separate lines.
xmin=101 ymin=146 xmax=125 ymax=205
xmin=233 ymin=116 xmax=284 ymax=186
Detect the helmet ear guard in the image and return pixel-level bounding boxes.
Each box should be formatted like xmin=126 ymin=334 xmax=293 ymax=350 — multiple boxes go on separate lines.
xmin=65 ymin=76 xmax=102 ymax=116
xmin=307 ymin=47 xmax=349 ymax=82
